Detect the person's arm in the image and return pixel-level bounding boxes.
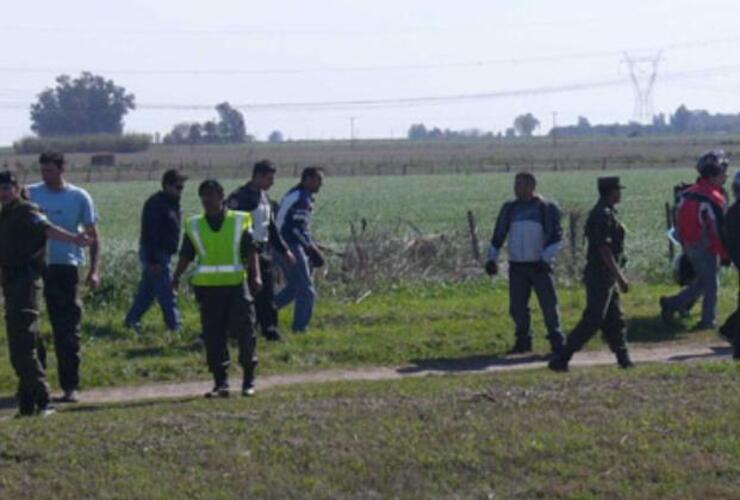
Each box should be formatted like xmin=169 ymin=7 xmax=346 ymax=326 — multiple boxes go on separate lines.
xmin=140 ymin=197 xmax=163 ymax=267
xmin=172 ymin=234 xmax=196 ymax=293
xmin=598 ymin=245 xmax=629 ymax=293
xmin=541 ymin=202 xmax=564 ymax=264
xmin=268 ymin=212 xmax=295 ymax=265
xmin=46 ymin=225 xmax=91 ymax=247
xmin=240 ymin=231 xmax=262 ymax=294
xmin=485 ymin=202 xmax=511 ymax=275
xmin=84 ymin=224 xmax=101 ymax=289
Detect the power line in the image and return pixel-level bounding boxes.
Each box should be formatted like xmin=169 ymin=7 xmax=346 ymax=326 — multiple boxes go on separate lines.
xmin=0 ymin=37 xmax=739 ymax=77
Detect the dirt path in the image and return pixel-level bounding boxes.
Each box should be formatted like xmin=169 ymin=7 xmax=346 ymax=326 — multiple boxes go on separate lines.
xmin=0 ymin=342 xmax=733 ymax=419
xmin=54 ymin=342 xmax=735 ymax=406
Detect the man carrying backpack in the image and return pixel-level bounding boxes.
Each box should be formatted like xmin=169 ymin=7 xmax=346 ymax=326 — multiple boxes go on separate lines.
xmin=660 ymin=151 xmax=729 ymax=330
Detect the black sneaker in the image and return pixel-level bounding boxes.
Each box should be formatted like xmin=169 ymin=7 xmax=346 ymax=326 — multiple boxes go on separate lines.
xmin=507 ymin=338 xmax=533 ymax=355
xmin=263 ymin=328 xmax=282 ymax=342
xmin=204 ymin=385 xmax=229 ymax=399
xmin=548 ymin=349 xmax=571 ymax=372
xmin=58 ymin=389 xmax=80 ymax=403
xmin=241 ymin=382 xmax=256 ymax=397
xmin=616 ymin=350 xmax=634 ymax=369
xmin=659 ymin=297 xmax=674 ymax=325
xmin=36 ymin=405 xmax=57 ymax=417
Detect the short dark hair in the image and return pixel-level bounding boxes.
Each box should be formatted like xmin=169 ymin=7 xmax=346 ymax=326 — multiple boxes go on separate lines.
xmin=198 ymin=179 xmax=224 ymax=197
xmin=301 ymin=166 xmax=324 ymax=182
xmin=515 ymin=172 xmax=536 ymax=186
xmin=162 ymin=169 xmax=188 ymax=188
xmin=0 ymin=170 xmax=18 ymax=186
xmin=252 ymin=159 xmax=276 ymax=179
xmin=39 ymin=151 xmax=65 ymax=169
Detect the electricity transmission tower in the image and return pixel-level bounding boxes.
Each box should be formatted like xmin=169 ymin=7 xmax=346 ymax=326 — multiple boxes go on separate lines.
xmin=621 ymin=52 xmax=663 ymax=123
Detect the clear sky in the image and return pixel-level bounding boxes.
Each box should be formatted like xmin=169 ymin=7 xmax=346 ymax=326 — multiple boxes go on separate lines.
xmin=1 ymin=0 xmax=740 ymax=145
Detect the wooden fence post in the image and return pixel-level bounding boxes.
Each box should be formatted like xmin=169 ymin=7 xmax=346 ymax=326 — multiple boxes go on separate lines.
xmin=467 ymin=210 xmax=481 ymax=262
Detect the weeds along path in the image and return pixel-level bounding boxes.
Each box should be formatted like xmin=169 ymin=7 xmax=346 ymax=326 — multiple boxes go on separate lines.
xmin=42 ymin=341 xmax=734 ymax=407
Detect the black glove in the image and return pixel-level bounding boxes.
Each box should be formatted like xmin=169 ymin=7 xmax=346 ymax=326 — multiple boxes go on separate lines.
xmin=306 ymin=247 xmax=325 ymax=268
xmin=484 ymin=260 xmax=498 ymax=276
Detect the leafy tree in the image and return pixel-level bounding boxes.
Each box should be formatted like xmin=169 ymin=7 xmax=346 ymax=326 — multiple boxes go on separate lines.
xmin=215 ymin=102 xmax=246 ymax=143
xmin=268 ymin=130 xmax=284 ymax=143
xmin=670 ymin=105 xmax=692 ymax=133
xmin=513 ymin=113 xmax=540 ymax=137
xmin=407 ymin=123 xmax=428 ymax=140
xmin=30 ymin=72 xmax=135 ymax=136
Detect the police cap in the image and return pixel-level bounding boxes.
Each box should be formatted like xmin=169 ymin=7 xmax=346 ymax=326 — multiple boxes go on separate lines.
xmin=0 ymin=170 xmax=18 ymax=186
xmin=696 ymin=150 xmax=728 ymax=178
xmin=597 ymin=176 xmax=625 ymax=193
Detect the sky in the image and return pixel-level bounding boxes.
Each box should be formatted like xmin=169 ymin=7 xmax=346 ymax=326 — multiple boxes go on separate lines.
xmin=2 ymin=0 xmax=740 ymax=145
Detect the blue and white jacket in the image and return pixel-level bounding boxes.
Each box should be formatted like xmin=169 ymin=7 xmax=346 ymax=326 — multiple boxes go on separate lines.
xmin=276 ymin=185 xmax=315 ymax=249
xmin=488 ymin=196 xmax=563 ymax=264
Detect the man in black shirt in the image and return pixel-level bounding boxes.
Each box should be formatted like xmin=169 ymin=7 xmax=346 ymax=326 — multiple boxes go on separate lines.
xmin=125 ymin=169 xmax=187 ymax=332
xmin=228 ymin=160 xmax=295 ymax=341
xmin=719 ymin=172 xmax=740 ymax=360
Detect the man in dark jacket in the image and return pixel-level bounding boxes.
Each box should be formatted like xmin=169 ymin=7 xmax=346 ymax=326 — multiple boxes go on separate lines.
xmin=227 ymin=159 xmax=295 ymax=341
xmin=485 ymin=172 xmax=565 ymax=356
xmin=124 ymin=169 xmax=187 ymax=332
xmin=275 ymin=166 xmax=325 ymax=333
xmin=719 ymin=171 xmax=740 ymax=360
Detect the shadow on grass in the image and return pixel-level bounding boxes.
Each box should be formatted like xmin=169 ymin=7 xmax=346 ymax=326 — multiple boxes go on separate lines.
xmin=627 ymin=314 xmax=688 ymax=343
xmin=123 ymin=342 xmax=203 ymax=359
xmin=398 ymin=353 xmax=545 ymax=374
xmin=669 ymin=346 xmax=733 ymax=362
xmin=62 ymin=396 xmax=202 ymax=415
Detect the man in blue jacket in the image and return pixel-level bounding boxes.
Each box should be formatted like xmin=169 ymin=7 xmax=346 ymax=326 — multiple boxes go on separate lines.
xmin=275 ymin=166 xmax=325 ymax=333
xmin=125 ymin=169 xmax=188 ymax=333
xmin=485 ymin=172 xmax=565 ymax=356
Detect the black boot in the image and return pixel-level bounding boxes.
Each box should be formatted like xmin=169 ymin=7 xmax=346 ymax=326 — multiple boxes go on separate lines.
xmin=205 ymin=373 xmax=229 ymax=398
xmin=615 ymin=349 xmax=634 ymax=369
xmin=548 ymin=348 xmax=572 ymax=372
xmin=507 ymin=336 xmax=533 ymax=354
xmin=548 ymin=335 xmax=565 ymax=358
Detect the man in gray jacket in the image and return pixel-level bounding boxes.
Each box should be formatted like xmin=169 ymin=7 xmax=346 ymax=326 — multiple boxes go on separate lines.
xmin=485 ymin=172 xmax=565 ymax=356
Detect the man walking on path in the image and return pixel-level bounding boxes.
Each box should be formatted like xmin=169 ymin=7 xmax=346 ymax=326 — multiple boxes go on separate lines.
xmin=227 ymin=160 xmax=295 ymax=341
xmin=172 ymin=179 xmax=262 ymax=397
xmin=485 ymin=172 xmax=565 ymax=356
xmin=28 ymin=152 xmax=101 ymax=403
xmin=549 ymin=177 xmax=634 ymax=372
xmin=719 ymin=171 xmax=740 ymax=360
xmin=660 ymin=151 xmax=729 ymax=330
xmin=0 ymin=171 xmax=91 ymax=416
xmin=275 ymin=167 xmax=325 ymax=334
xmin=125 ymin=169 xmax=188 ymax=333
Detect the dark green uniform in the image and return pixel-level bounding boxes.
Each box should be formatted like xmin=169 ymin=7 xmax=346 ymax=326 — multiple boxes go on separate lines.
xmin=565 ymin=198 xmax=629 ymax=354
xmin=0 ymin=199 xmax=52 ymax=415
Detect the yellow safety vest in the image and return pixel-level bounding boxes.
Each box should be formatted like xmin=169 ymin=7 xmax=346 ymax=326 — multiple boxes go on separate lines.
xmin=185 ymin=210 xmax=252 ymax=287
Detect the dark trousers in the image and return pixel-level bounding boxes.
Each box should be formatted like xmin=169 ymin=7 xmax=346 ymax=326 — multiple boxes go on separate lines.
xmin=195 ymin=285 xmax=257 ymax=386
xmin=508 ymin=262 xmax=564 ymax=348
xmin=566 ymin=267 xmax=628 ymax=354
xmin=42 ymin=265 xmax=82 ymax=392
xmin=254 ymin=252 xmax=279 ymax=336
xmin=2 ymin=269 xmax=51 ymax=413
xmin=719 ymin=272 xmax=740 ymax=347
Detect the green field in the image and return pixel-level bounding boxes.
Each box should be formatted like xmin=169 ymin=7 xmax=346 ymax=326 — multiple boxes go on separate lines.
xmin=0 ymin=362 xmax=737 ymax=499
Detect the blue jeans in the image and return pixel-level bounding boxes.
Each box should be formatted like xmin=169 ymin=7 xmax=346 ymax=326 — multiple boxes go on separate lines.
xmin=274 ymin=245 xmax=316 ymax=332
xmin=663 ymin=244 xmax=719 ymax=326
xmin=125 ymin=251 xmax=181 ymax=331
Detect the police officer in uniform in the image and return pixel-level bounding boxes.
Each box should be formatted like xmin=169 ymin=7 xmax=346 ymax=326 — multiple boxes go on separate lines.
xmin=172 ymin=179 xmax=262 ymax=397
xmin=549 ymin=177 xmax=634 ymax=372
xmin=0 ymin=171 xmax=90 ymax=416
xmin=227 ymin=159 xmax=295 ymax=341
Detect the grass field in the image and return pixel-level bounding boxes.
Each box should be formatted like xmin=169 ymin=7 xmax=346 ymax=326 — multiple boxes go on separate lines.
xmin=0 ymin=362 xmax=737 ymax=499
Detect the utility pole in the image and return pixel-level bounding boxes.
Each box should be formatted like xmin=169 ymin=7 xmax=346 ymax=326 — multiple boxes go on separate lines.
xmin=622 ymin=52 xmax=663 ymax=123
xmin=349 ymin=116 xmax=356 ymax=149
xmin=551 ymin=111 xmax=558 ymax=147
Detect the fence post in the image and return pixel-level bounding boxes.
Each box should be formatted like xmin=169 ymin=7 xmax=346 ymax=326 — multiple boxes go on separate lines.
xmin=467 ymin=210 xmax=481 ymax=262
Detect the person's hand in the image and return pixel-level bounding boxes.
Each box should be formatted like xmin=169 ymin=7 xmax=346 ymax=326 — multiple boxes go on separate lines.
xmin=285 ymin=250 xmax=297 ymax=266
xmin=618 ymin=275 xmax=630 ymax=294
xmin=484 ymin=260 xmax=498 ymax=276
xmin=536 ymin=260 xmax=553 ymax=274
xmin=148 ymin=264 xmax=163 ymax=277
xmin=306 ymin=247 xmax=325 ymax=268
xmin=85 ymin=270 xmax=101 ymax=290
xmin=73 ymin=232 xmax=93 ymax=247
xmin=249 ymin=277 xmax=263 ymax=295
